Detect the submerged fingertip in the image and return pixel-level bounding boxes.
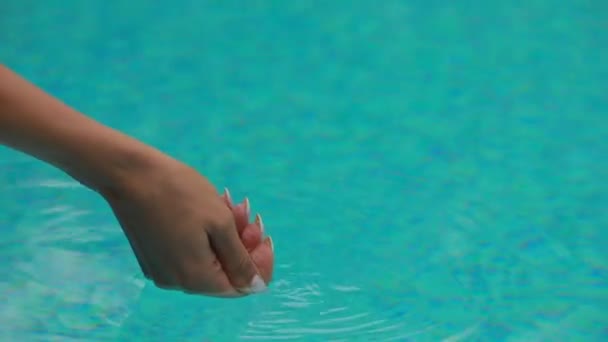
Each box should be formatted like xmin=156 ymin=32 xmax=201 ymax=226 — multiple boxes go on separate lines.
xmin=239 ymin=274 xmax=267 ymax=294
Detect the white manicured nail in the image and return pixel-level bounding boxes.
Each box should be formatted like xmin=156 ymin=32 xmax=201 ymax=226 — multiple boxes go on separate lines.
xmin=244 ymin=197 xmax=251 ymax=219
xmin=255 ymin=213 xmax=265 ymax=234
xmin=244 ymin=274 xmax=267 ymax=294
xmin=223 ymin=187 xmax=233 ymax=207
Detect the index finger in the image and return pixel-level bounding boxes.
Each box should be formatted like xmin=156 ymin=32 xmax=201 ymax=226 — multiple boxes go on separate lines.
xmin=208 ymin=216 xmax=267 ymax=294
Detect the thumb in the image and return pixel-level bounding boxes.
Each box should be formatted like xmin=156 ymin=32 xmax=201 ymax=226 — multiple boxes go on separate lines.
xmin=208 ymin=216 xmax=267 ymax=294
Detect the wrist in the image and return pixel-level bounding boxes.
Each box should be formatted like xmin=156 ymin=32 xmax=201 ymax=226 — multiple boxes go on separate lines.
xmin=59 ymin=125 xmax=171 ymax=198
xmin=0 ymin=65 xmax=175 ymax=197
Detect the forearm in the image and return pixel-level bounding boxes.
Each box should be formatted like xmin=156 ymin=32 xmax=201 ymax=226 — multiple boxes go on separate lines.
xmin=0 ymin=64 xmax=164 ymax=195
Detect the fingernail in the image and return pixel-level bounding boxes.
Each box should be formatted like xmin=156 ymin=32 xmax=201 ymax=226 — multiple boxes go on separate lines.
xmin=267 ymin=236 xmax=274 ymax=252
xmin=223 ymin=187 xmax=233 ymax=208
xmin=242 ymin=274 xmax=267 ymax=294
xmin=255 ymin=213 xmax=265 ymax=234
xmin=244 ymin=197 xmax=251 ymax=219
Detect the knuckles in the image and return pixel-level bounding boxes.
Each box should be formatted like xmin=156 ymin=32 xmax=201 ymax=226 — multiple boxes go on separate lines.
xmin=170 ymin=257 xmax=227 ymax=295
xmin=204 ymin=204 xmax=237 ymax=234
xmin=143 ymin=194 xmax=240 ymax=296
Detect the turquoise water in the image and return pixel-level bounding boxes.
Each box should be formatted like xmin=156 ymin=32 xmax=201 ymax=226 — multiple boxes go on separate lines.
xmin=1 ymin=0 xmax=607 ymax=340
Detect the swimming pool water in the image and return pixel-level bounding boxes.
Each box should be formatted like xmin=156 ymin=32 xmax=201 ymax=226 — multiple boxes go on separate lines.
xmin=1 ymin=0 xmax=607 ymax=340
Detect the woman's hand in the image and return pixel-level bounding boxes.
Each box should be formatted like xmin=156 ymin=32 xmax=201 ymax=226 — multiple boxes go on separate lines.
xmin=104 ymin=158 xmax=274 ymax=297
xmin=0 ymin=65 xmax=274 ymax=297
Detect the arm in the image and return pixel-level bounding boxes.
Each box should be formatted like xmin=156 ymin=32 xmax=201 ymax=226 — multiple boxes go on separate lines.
xmin=0 ymin=64 xmax=165 ymax=195
xmin=0 ymin=64 xmax=274 ymax=296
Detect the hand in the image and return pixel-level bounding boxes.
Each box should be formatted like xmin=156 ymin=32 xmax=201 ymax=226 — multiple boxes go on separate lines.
xmin=220 ymin=188 xmax=270 ymax=254
xmin=0 ymin=65 xmax=274 ymax=296
xmin=103 ymin=157 xmax=274 ymax=297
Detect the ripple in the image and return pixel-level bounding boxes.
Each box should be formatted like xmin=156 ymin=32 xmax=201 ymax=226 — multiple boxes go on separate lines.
xmin=18 ymin=179 xmax=84 ymax=189
xmin=238 ymin=269 xmax=440 ymax=341
xmin=1 ymin=181 xmax=144 ymax=340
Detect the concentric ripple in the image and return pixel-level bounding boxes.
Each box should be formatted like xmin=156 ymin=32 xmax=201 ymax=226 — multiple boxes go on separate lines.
xmin=237 ymin=265 xmax=473 ymax=341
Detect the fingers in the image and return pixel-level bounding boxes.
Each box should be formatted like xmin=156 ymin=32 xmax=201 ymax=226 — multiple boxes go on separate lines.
xmin=241 ymin=221 xmax=263 ymax=251
xmin=221 ymin=188 xmax=234 ymax=209
xmin=250 ymin=236 xmax=274 ymax=283
xmin=219 ymin=188 xmax=273 ymax=292
xmin=174 ymin=233 xmax=244 ymax=298
xmin=208 ymin=213 xmax=267 ymax=294
xmin=233 ymin=213 xmax=273 ymax=283
xmin=222 ymin=188 xmax=250 ymax=235
xmin=185 ymin=232 xmax=270 ymax=298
